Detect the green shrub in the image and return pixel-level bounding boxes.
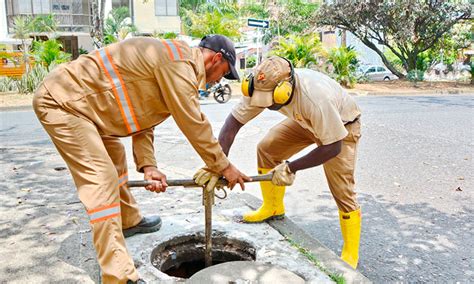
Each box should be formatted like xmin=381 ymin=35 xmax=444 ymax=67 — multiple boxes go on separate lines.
xmin=270 ymin=34 xmax=325 ymax=68
xmin=79 ymin=47 xmax=89 ymax=55
xmin=0 ymin=76 xmax=18 ymax=92
xmin=246 ymin=55 xmax=256 ymax=68
xmin=15 ymin=64 xmax=50 ymax=94
xmin=32 ymin=39 xmax=71 ymax=70
xmin=160 ymin=32 xmax=178 ymax=39
xmin=407 ymin=70 xmax=424 ymax=82
xmin=327 ymin=46 xmax=358 ymax=88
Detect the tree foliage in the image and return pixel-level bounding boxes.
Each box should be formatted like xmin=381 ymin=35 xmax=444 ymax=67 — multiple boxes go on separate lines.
xmin=318 ymin=1 xmax=471 ymax=78
xmin=104 ymin=7 xmax=136 ymax=44
xmin=270 ymin=34 xmax=325 ymax=68
xmin=270 ymin=0 xmax=319 ymax=38
xmin=12 ymin=15 xmax=58 ymax=76
xmin=327 ymin=46 xmax=358 ymax=88
xmin=32 ymin=39 xmax=71 ymax=70
xmin=427 ymin=22 xmax=473 ymax=66
xmin=184 ymin=9 xmax=241 ymax=40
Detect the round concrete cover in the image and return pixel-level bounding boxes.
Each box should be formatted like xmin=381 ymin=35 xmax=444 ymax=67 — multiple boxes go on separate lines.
xmin=187 ymin=261 xmax=305 ymax=284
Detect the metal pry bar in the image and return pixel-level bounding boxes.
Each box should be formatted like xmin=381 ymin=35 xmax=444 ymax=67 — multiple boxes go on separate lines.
xmin=127 ymin=173 xmax=274 ymax=188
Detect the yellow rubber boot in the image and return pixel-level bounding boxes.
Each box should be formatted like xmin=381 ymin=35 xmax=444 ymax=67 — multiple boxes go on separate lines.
xmin=339 ymin=208 xmax=361 ymax=269
xmin=243 ymin=168 xmax=285 ymax=223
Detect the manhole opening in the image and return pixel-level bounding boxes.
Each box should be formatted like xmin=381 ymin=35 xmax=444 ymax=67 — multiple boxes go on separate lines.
xmin=151 ymin=233 xmax=256 ymax=279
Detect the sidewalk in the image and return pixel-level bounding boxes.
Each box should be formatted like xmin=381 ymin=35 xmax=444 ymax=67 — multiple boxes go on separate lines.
xmin=345 ymin=81 xmax=473 ymax=96
xmin=0 ymin=143 xmax=369 ymax=283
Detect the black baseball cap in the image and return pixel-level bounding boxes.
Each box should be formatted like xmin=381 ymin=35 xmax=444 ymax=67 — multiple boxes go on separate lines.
xmin=199 ymin=34 xmax=239 ymax=80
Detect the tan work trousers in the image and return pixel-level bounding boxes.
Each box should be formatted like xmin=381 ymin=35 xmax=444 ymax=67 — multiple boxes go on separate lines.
xmin=33 ymin=86 xmax=142 ymax=283
xmin=257 ymin=118 xmax=361 ymax=213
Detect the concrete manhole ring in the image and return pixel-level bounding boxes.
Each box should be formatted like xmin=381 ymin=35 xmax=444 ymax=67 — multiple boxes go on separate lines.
xmin=188 ymin=261 xmax=305 ymax=284
xmin=151 ymin=232 xmax=256 ymax=279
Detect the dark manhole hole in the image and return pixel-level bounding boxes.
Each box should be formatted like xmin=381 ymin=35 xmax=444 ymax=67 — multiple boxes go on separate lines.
xmin=151 ymin=232 xmax=256 ymax=279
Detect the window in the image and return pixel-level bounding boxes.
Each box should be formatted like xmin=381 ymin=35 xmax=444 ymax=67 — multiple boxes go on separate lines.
xmin=112 ymin=0 xmax=130 ymax=9
xmin=155 ymin=0 xmax=177 ymax=16
xmin=32 ymin=0 xmax=50 ymax=14
xmin=366 ymin=67 xmax=376 ymax=73
xmin=377 ymin=67 xmax=385 ymax=72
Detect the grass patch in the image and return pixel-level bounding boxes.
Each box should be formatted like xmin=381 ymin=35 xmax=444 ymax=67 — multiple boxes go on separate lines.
xmin=285 ymin=237 xmax=346 ymax=284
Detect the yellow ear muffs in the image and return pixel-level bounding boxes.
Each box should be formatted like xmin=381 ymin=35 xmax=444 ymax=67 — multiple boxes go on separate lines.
xmin=241 ymin=73 xmax=254 ymax=97
xmin=273 ymin=80 xmax=293 ymax=105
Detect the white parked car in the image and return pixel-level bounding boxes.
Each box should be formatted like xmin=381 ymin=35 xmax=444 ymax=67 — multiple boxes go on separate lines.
xmin=358 ymin=65 xmax=398 ymax=81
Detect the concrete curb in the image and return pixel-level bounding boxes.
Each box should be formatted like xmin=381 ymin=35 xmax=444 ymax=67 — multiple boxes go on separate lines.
xmin=240 ymin=193 xmax=372 ymax=284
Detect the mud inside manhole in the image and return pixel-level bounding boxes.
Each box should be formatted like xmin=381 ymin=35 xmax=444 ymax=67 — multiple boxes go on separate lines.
xmin=151 ymin=233 xmax=256 ymax=279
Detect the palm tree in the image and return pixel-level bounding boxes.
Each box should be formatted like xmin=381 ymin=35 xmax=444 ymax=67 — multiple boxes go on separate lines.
xmin=270 ymin=34 xmax=325 ymax=68
xmin=32 ymin=39 xmax=71 ymax=71
xmin=104 ymin=7 xmax=136 ymax=44
xmin=30 ymin=14 xmax=59 ymax=40
xmin=327 ymin=46 xmax=359 ymax=88
xmin=12 ymin=16 xmax=33 ymax=76
xmin=184 ymin=9 xmax=241 ymax=40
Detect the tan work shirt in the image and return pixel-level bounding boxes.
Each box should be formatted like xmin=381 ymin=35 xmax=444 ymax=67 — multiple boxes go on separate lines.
xmin=42 ymin=37 xmax=229 ymax=173
xmin=232 ymin=69 xmax=361 ymax=145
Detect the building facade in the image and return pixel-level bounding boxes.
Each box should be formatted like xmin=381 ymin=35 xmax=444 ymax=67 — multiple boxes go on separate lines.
xmin=106 ymin=0 xmax=181 ymax=36
xmin=4 ymin=0 xmax=94 ymax=57
xmin=3 ymin=0 xmax=181 ymax=58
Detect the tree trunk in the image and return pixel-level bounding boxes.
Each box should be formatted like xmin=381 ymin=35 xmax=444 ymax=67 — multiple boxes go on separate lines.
xmin=361 ymin=38 xmax=405 ymax=79
xmin=341 ymin=29 xmax=346 ymax=47
xmin=22 ymin=41 xmax=30 ymax=77
xmin=90 ymin=0 xmax=105 ymax=48
xmin=407 ymin=53 xmax=417 ymax=72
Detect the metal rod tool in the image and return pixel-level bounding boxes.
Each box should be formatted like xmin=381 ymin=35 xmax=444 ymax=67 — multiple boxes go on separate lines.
xmin=127 ymin=173 xmax=274 ymax=188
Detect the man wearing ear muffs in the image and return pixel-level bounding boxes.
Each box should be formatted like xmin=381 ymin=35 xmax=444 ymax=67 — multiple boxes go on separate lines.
xmin=218 ymin=56 xmax=362 ymax=269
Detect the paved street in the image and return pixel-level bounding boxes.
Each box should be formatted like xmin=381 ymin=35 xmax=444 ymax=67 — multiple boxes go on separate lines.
xmin=1 ymin=95 xmax=473 ymax=282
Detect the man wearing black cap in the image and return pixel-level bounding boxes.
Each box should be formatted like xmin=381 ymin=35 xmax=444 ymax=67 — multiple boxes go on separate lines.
xmin=199 ymin=34 xmax=240 ymax=81
xmin=33 ymin=34 xmax=248 ymax=283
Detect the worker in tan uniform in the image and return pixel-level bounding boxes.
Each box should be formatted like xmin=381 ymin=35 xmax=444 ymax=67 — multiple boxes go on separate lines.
xmin=33 ymin=34 xmax=250 ymax=283
xmin=217 ymin=56 xmax=362 ymax=269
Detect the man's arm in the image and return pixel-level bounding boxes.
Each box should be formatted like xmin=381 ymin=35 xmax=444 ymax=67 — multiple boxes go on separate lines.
xmin=155 ymin=62 xmax=250 ymax=189
xmin=218 ymin=114 xmax=244 ymax=156
xmin=288 ymin=140 xmax=342 ymax=173
xmin=133 ymin=129 xmax=168 ymax=192
xmin=132 ymin=129 xmax=156 ymax=173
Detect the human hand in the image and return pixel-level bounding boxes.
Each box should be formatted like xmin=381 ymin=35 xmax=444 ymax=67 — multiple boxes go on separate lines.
xmin=143 ymin=166 xmax=168 ymax=192
xmin=271 ymin=161 xmax=295 ymax=186
xmin=221 ymin=163 xmax=252 ymax=190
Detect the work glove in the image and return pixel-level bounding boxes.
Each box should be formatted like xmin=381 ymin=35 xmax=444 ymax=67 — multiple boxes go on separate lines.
xmin=193 ymin=168 xmax=220 ymax=192
xmin=271 ymin=161 xmax=295 ymax=186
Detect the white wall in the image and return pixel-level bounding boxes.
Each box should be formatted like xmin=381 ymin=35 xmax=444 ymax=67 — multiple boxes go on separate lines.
xmin=337 ymin=30 xmax=385 ymax=66
xmin=0 ymin=0 xmax=8 ymax=38
xmin=134 ymin=1 xmax=181 ymax=34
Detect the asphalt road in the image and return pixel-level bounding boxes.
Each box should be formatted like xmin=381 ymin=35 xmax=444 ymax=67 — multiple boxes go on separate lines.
xmin=1 ymin=95 xmax=473 ymax=282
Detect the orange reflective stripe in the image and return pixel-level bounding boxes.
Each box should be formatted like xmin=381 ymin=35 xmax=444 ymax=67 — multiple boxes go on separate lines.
xmin=90 ymin=213 xmax=120 ymax=224
xmin=88 ymin=203 xmax=121 ymax=224
xmin=96 ymin=48 xmax=141 ymax=133
xmin=104 ymin=48 xmax=141 ymax=132
xmin=95 ymin=51 xmax=130 ymax=133
xmin=87 ymin=202 xmax=120 ymax=214
xmin=118 ymin=172 xmax=128 ymax=188
xmin=161 ymin=39 xmax=175 ymax=60
xmin=171 ymin=40 xmax=184 ymax=60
